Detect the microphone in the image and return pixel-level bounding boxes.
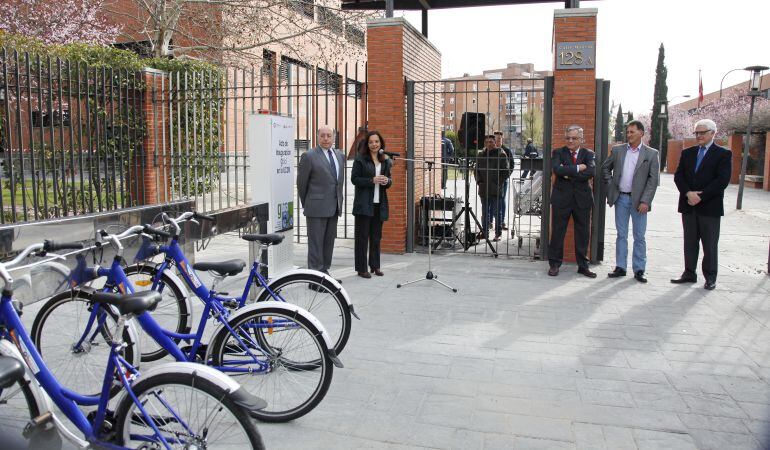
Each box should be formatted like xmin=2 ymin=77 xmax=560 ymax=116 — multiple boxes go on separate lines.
xmin=378 ymin=149 xmax=401 ymax=158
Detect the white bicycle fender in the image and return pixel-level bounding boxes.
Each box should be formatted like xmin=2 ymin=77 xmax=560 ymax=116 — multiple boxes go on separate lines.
xmin=267 ymin=268 xmax=353 ymax=308
xmin=0 ymin=340 xmax=90 ymax=449
xmin=133 ymin=361 xmax=241 ymax=394
xmin=205 ymin=301 xmax=335 ymax=361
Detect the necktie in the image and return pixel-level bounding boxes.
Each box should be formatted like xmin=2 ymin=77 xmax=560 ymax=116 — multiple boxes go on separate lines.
xmin=571 ymin=151 xmax=577 ymax=165
xmin=326 ymin=149 xmax=337 ymax=179
xmin=695 ymin=146 xmax=706 ymax=172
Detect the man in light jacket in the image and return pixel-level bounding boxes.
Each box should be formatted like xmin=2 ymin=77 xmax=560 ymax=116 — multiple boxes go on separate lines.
xmin=602 ymin=120 xmax=659 ymax=283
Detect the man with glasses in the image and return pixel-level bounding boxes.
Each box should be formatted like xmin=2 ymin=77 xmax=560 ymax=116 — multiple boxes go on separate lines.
xmin=548 ymin=125 xmax=596 ymax=277
xmin=671 ymin=119 xmax=732 ymax=290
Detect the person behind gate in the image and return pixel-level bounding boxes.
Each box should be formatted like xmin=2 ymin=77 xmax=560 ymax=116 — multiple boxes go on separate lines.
xmin=602 ymin=120 xmax=660 ymax=283
xmin=475 ymin=135 xmax=511 ymax=241
xmin=352 ymin=131 xmax=392 ymax=278
xmin=297 ymin=125 xmax=345 ymax=277
xmin=548 ymin=125 xmax=596 ymax=278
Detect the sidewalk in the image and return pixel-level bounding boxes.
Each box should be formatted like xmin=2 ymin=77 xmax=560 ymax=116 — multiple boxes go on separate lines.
xmin=198 ymin=174 xmax=770 ymax=449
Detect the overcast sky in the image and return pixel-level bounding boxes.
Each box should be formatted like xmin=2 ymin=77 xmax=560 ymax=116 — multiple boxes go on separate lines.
xmin=401 ymin=0 xmax=769 ymax=116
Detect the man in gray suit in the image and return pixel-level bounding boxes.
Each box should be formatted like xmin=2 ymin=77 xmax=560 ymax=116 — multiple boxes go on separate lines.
xmin=602 ymin=120 xmax=660 ymax=283
xmin=297 ymin=125 xmax=345 ymax=276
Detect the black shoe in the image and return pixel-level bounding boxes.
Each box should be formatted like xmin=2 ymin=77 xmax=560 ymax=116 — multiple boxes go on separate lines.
xmin=608 ymin=267 xmax=627 ymax=278
xmin=704 ymin=280 xmax=716 ymax=290
xmin=634 ymin=271 xmax=647 ymax=283
xmin=357 ymin=271 xmax=371 ymax=279
xmin=548 ymin=266 xmax=559 ymax=276
xmin=577 ymin=268 xmax=597 ymax=278
xmin=670 ymin=274 xmax=697 ymax=284
xmin=502 ymin=224 xmax=508 ymax=231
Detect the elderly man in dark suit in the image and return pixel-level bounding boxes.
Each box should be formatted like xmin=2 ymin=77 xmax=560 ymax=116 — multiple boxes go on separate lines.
xmin=671 ymin=119 xmax=732 ymax=290
xmin=548 ymin=125 xmax=596 ymax=278
xmin=297 ymin=125 xmax=345 ymax=276
xmin=602 ymin=120 xmax=660 ymax=283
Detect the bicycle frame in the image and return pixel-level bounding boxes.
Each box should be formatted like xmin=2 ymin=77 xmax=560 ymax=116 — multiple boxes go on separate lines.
xmin=0 ymin=293 xmax=173 ymax=449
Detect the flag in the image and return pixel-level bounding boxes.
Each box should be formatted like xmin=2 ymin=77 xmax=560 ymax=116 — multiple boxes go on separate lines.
xmin=698 ymin=72 xmax=704 ymax=107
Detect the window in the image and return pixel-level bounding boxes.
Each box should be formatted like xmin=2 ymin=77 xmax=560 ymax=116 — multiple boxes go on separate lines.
xmin=449 ymin=111 xmax=455 ymax=119
xmin=317 ymin=67 xmax=341 ymax=92
xmin=318 ymin=7 xmax=343 ymax=35
xmin=472 ymin=83 xmax=477 ymax=91
xmin=346 ymin=26 xmax=365 ymax=47
xmin=113 ymin=40 xmax=155 ymax=58
xmin=449 ymin=83 xmax=455 ymax=92
xmin=291 ymin=0 xmax=314 ymax=20
xmin=449 ymin=98 xmax=454 ymax=105
xmin=471 ymin=97 xmax=476 ymax=104
xmin=32 ymin=109 xmax=70 ymax=127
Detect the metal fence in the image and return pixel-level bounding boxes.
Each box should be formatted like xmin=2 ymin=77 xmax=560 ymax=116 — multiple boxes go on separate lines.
xmin=408 ymin=77 xmax=552 ymax=258
xmin=0 ymin=48 xmax=146 ymax=224
xmin=146 ymin=57 xmax=368 ymax=241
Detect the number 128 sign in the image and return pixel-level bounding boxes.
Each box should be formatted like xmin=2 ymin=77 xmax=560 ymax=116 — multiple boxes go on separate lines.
xmin=556 ymin=41 xmax=596 ymax=70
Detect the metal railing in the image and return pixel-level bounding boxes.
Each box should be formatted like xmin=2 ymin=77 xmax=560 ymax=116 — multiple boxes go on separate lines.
xmin=0 ymin=48 xmax=145 ymax=224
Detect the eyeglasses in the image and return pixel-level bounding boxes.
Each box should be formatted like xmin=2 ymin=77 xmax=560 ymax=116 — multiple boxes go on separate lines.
xmin=565 ymin=137 xmax=581 ymax=141
xmin=693 ymin=130 xmax=713 ymax=136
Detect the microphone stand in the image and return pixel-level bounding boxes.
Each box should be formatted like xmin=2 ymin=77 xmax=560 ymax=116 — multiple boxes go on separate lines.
xmin=393 ymin=155 xmax=458 ymax=293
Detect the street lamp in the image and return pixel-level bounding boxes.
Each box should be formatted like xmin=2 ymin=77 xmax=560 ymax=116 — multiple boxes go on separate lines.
xmin=736 ymin=65 xmax=768 ymax=210
xmin=720 ymin=68 xmax=744 ymax=99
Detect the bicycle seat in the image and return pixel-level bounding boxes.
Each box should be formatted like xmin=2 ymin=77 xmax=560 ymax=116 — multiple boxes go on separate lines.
xmin=0 ymin=355 xmax=25 ymax=389
xmin=92 ymin=291 xmax=161 ymax=316
xmin=193 ymin=259 xmax=246 ymax=277
xmin=241 ymin=233 xmax=284 ymax=245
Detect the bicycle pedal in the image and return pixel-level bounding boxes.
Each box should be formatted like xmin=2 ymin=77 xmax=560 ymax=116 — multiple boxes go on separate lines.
xmin=23 ymin=411 xmax=54 ymax=438
xmin=222 ymin=299 xmax=238 ymax=309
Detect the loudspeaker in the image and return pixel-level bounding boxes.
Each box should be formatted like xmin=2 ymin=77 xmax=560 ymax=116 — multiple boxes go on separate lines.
xmin=458 ymin=112 xmax=485 ymax=150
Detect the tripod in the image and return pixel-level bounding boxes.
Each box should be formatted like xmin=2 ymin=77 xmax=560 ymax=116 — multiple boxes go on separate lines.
xmin=397 ymin=158 xmax=458 ymax=293
xmin=446 ymin=158 xmax=497 ymax=255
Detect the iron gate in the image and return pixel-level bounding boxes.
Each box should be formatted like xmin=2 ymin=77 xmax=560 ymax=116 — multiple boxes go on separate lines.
xmin=406 ymin=76 xmax=553 ymax=258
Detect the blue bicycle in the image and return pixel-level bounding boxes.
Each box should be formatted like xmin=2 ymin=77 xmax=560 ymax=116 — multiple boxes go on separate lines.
xmin=0 ymin=240 xmax=265 ymax=449
xmin=123 ymin=211 xmax=356 ymax=363
xmin=31 ymin=225 xmax=339 ymax=422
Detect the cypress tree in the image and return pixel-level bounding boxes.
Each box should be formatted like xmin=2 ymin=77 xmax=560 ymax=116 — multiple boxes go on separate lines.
xmin=650 ymin=43 xmax=669 ymax=170
xmin=614 ymin=104 xmax=625 ymax=142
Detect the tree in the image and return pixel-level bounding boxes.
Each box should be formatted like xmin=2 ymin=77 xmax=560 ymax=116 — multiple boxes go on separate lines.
xmin=522 ymin=108 xmax=544 ymax=148
xmin=650 ymin=43 xmax=670 ymax=170
xmin=614 ymin=104 xmax=625 ymax=142
xmin=102 ymin=0 xmax=378 ymax=65
xmin=0 ymin=0 xmax=118 ymax=45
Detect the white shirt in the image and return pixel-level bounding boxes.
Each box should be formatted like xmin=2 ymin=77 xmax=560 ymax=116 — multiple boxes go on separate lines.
xmin=373 ymin=161 xmax=381 ymax=204
xmin=619 ymin=143 xmax=641 ymax=193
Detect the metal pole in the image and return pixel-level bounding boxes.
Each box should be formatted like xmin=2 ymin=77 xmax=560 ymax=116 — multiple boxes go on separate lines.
xmin=386 ymin=0 xmax=394 ymax=17
xmin=736 ymin=93 xmax=757 ymax=210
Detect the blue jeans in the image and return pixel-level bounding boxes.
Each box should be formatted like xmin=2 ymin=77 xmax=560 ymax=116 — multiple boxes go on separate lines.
xmin=614 ymin=193 xmax=647 ymax=272
xmin=499 ymin=180 xmax=509 ymax=224
xmin=480 ymin=196 xmax=501 ymax=236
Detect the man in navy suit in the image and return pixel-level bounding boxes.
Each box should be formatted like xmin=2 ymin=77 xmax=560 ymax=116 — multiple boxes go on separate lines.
xmin=548 ymin=125 xmax=596 ymax=278
xmin=671 ymin=119 xmax=732 ymax=290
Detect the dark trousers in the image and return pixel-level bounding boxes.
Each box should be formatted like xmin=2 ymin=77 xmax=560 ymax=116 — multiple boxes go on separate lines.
xmin=480 ymin=196 xmax=501 ymax=237
xmin=549 ymin=204 xmax=591 ymax=269
xmin=441 ymin=165 xmax=448 ymax=189
xmin=354 ymin=208 xmax=383 ymax=272
xmin=307 ymin=215 xmax=338 ymax=273
xmin=682 ymin=212 xmax=721 ymax=282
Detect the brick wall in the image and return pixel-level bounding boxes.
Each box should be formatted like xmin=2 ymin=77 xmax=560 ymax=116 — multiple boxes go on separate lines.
xmin=550 ymin=8 xmax=597 ymax=264
xmin=367 ymin=18 xmax=441 ymax=253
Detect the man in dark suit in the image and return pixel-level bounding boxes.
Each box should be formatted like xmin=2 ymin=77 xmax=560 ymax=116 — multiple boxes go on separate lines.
xmin=494 ymin=131 xmax=514 ymax=232
xmin=548 ymin=125 xmax=596 ymax=278
xmin=671 ymin=119 xmax=732 ymax=290
xmin=297 ymin=125 xmax=345 ymax=276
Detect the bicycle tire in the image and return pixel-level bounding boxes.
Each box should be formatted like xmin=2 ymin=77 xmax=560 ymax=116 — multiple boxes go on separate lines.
xmin=208 ymin=306 xmax=333 ymax=422
xmin=30 ymin=289 xmax=137 ymax=398
xmin=113 ymin=371 xmax=264 ymax=449
xmin=123 ymin=264 xmax=191 ymax=362
xmin=256 ymin=273 xmax=351 ymax=355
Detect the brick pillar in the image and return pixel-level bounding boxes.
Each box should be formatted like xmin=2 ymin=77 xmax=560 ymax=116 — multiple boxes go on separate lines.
xmin=764 ymin=133 xmax=770 ymax=191
xmin=551 ymin=8 xmax=597 ymax=263
xmin=139 ymin=69 xmax=171 ymax=205
xmin=729 ymin=133 xmax=744 ymax=184
xmin=667 ymin=139 xmax=683 ymax=173
xmin=366 ymin=18 xmax=441 ymax=253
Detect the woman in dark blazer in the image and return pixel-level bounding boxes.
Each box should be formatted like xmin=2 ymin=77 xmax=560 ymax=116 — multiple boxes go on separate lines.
xmin=351 ymin=131 xmax=392 ymax=278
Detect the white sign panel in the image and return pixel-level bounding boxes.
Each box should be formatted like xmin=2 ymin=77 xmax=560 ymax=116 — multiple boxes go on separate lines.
xmin=270 ymin=117 xmax=295 ymax=231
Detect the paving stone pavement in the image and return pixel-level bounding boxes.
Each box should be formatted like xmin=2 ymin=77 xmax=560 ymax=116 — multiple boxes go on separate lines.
xmin=184 ymin=175 xmax=769 ymax=449
xmin=20 ymin=175 xmax=769 ymax=449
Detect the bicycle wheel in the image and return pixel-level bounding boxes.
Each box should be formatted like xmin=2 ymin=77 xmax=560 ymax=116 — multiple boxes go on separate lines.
xmin=208 ymin=307 xmax=333 ymax=422
xmin=257 ymin=273 xmax=351 ymax=355
xmin=113 ymin=371 xmax=264 ymax=449
xmin=123 ymin=264 xmax=190 ymax=362
xmin=30 ymin=290 xmax=136 ymax=397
